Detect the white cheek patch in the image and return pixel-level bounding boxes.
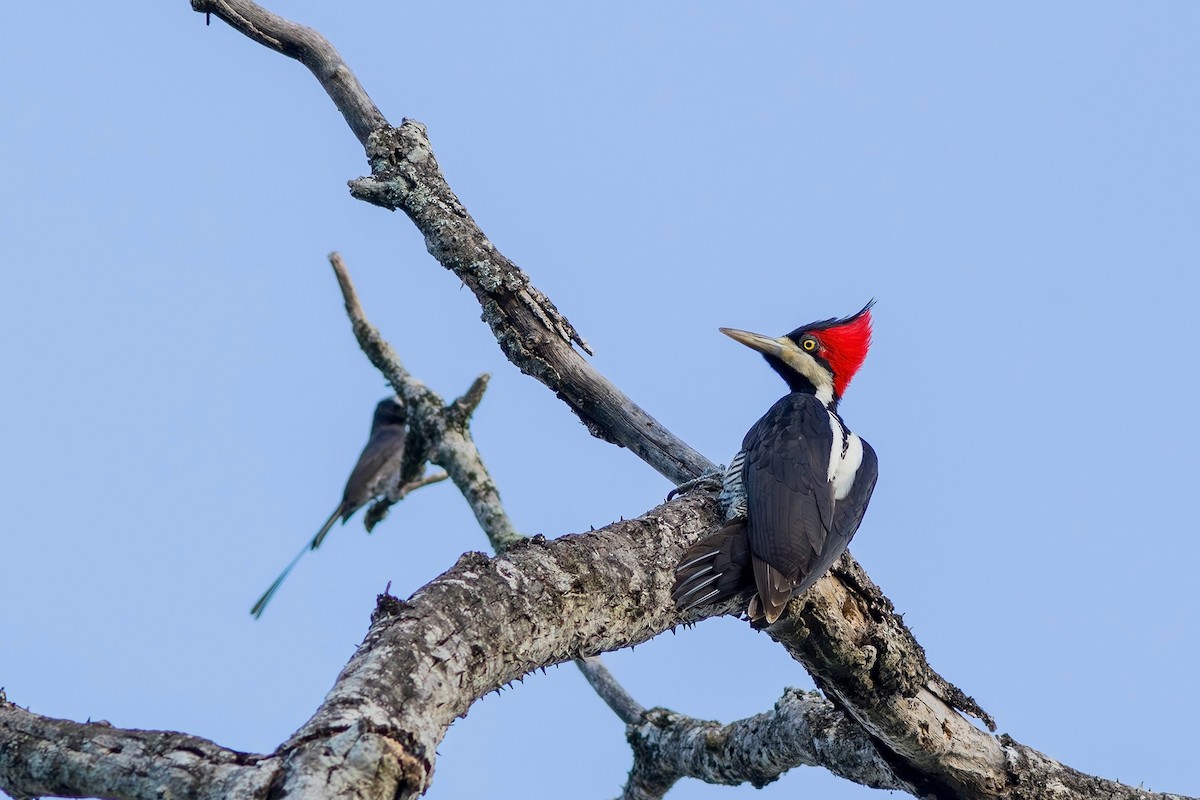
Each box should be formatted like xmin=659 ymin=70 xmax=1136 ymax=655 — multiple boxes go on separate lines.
xmin=776 ymin=340 xmax=835 ymax=402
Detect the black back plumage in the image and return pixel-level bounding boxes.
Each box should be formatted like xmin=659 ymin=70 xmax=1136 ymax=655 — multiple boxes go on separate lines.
xmin=744 ymin=394 xmax=836 ymax=579
xmin=744 ymin=393 xmax=877 ymax=620
xmin=672 ymin=393 xmax=877 ymax=623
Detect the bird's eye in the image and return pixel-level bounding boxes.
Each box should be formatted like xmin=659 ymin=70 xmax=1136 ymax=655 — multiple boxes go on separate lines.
xmin=801 ymin=337 xmax=819 ymax=352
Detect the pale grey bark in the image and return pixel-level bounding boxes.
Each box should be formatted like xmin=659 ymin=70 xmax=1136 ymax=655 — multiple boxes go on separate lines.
xmin=332 ymin=251 xmax=640 ymax=760
xmin=0 ymin=696 xmax=274 ymax=800
xmin=3 ymin=492 xmax=719 ymax=800
xmin=624 ymin=688 xmax=912 ymax=800
xmin=193 ymin=1 xmax=708 ymax=485
xmin=5 ymin=499 xmax=1190 ymax=800
xmin=1 ymin=3 xmax=1195 ymax=800
xmin=327 ymin=251 xmax=521 ymax=551
xmin=344 ymin=120 xmax=710 ymax=485
xmin=576 ymin=656 xmax=646 ymax=726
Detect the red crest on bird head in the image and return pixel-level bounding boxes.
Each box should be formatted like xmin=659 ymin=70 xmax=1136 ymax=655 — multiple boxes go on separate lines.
xmin=803 ymin=301 xmax=874 ymax=399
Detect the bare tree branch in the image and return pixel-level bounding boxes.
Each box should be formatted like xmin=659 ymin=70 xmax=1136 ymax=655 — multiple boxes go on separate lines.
xmin=449 ymin=373 xmax=490 ymax=424
xmin=575 ymin=665 xmax=912 ymax=800
xmin=190 ymin=0 xmax=387 ymax=144
xmin=249 ymin=492 xmax=725 ymax=799
xmin=334 ymin=249 xmax=649 ymax=757
xmin=576 ymin=656 xmax=646 ymax=726
xmin=762 ymin=554 xmax=1001 ymax=797
xmin=346 ymin=121 xmax=714 ymax=484
xmin=3 ymin=494 xmax=723 ymax=800
xmin=0 ymin=699 xmax=273 ymax=800
xmin=624 ymin=689 xmax=912 ymax=799
xmin=3 ymin=494 xmax=1195 ymax=800
xmin=329 ymin=251 xmax=520 ymax=551
xmin=199 ymin=2 xmax=709 ymax=486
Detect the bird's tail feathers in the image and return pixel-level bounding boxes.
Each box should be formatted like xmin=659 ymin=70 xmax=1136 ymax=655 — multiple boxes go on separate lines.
xmin=750 ymin=557 xmax=793 ymax=624
xmin=252 ymin=504 xmax=348 ymax=618
xmin=671 ymin=521 xmax=752 ymax=612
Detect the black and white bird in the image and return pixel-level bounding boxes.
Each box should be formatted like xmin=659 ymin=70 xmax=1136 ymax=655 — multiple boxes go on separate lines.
xmin=672 ymin=303 xmax=878 ymax=623
xmin=251 ymin=397 xmax=407 ymax=618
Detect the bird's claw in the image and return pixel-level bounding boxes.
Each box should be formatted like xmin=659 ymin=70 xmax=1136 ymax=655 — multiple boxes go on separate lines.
xmin=666 ymin=467 xmax=726 ymax=501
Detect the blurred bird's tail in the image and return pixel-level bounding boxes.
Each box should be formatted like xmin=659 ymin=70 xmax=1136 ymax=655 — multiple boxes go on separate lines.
xmin=250 ymin=543 xmax=308 ymax=619
xmin=249 ymin=505 xmax=344 ymax=618
xmin=309 ymin=505 xmax=344 ymax=551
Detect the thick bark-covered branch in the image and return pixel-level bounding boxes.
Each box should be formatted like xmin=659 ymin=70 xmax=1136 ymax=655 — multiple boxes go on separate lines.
xmin=333 ymin=249 xmax=645 ymax=750
xmin=0 ymin=699 xmax=272 ymax=800
xmin=6 ymin=506 xmax=1191 ymax=800
xmin=255 ymin=493 xmax=726 ymax=799
xmin=1 ymin=495 xmax=721 ymax=800
xmin=767 ymin=556 xmax=1000 ymax=797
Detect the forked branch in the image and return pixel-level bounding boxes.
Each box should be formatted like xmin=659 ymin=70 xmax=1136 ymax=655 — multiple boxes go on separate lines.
xmin=328 ymin=251 xmax=520 ymax=550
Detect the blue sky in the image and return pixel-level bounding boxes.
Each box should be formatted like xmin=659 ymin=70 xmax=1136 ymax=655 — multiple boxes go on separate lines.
xmin=2 ymin=3 xmax=1198 ymax=799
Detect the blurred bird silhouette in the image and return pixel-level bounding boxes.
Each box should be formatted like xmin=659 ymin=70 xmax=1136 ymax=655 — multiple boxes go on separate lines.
xmin=251 ymin=397 xmax=407 ymax=618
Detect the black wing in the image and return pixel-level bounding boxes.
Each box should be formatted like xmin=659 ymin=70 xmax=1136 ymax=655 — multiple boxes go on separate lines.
xmin=672 ymin=394 xmax=877 ymax=622
xmin=796 ymin=436 xmax=877 ymax=600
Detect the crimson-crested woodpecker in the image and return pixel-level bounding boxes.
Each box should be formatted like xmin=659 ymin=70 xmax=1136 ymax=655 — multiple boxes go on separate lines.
xmin=672 ymin=303 xmax=878 ymax=623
